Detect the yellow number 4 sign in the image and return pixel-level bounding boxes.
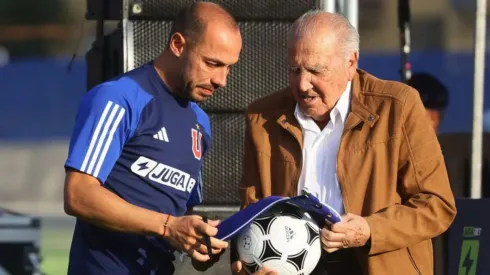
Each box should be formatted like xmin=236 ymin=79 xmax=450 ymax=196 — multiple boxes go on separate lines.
xmin=458 ymin=240 xmax=480 ymax=275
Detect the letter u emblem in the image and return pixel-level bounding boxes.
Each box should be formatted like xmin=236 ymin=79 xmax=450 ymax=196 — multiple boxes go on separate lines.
xmin=192 ymin=129 xmax=202 ymax=160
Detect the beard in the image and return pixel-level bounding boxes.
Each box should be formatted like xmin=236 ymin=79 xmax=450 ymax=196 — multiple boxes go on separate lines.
xmin=179 ymin=73 xmax=216 ymax=103
xmin=180 ymin=81 xmax=195 ymax=101
xmin=180 ymin=82 xmax=210 ymax=103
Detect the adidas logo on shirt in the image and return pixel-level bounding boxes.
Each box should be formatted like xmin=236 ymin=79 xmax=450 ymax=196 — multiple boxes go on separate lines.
xmin=153 ymin=127 xmax=169 ymax=142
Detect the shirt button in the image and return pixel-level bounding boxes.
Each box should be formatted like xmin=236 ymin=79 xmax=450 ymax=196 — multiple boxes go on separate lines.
xmin=368 ymin=115 xmax=374 ymax=121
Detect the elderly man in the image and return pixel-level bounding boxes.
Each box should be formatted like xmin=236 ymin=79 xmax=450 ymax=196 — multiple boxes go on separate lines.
xmin=232 ymin=10 xmax=456 ymax=275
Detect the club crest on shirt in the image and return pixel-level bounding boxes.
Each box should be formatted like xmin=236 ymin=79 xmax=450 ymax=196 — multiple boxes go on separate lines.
xmin=192 ymin=124 xmax=202 ymax=160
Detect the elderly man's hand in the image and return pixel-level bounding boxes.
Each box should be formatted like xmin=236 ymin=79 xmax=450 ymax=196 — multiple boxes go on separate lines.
xmin=321 ymin=213 xmax=371 ymax=253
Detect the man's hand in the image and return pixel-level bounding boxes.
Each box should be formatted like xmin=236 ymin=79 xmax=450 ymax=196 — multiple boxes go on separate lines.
xmin=321 ymin=213 xmax=371 ymax=253
xmin=231 ymin=261 xmax=278 ymax=275
xmin=192 ymin=248 xmax=226 ymax=271
xmin=163 ymin=215 xmax=228 ymax=262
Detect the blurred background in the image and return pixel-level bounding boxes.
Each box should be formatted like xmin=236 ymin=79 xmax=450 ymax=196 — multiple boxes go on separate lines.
xmin=0 ymin=0 xmax=489 ymax=274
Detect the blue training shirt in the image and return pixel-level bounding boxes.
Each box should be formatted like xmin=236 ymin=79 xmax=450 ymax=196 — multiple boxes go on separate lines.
xmin=64 ymin=63 xmax=211 ymax=275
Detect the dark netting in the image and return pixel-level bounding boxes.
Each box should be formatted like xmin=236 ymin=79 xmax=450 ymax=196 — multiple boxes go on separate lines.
xmin=132 ymin=21 xmax=172 ymax=70
xmin=127 ymin=0 xmax=316 ymax=21
xmin=132 ymin=20 xmax=291 ymax=112
xmin=201 ymin=113 xmax=246 ymax=205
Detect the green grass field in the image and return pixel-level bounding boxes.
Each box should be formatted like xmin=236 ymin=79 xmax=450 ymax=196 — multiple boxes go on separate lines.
xmin=41 ymin=228 xmax=72 ymax=275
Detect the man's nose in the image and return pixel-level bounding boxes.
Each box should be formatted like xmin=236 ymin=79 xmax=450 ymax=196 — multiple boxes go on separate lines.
xmin=297 ymin=71 xmax=313 ymax=92
xmin=211 ymin=68 xmax=228 ymax=88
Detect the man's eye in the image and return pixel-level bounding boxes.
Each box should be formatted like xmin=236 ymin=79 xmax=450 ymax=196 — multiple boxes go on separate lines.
xmin=288 ymin=67 xmax=300 ymax=74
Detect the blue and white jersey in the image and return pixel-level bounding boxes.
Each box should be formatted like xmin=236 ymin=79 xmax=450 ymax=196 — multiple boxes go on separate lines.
xmin=64 ymin=63 xmax=211 ymax=274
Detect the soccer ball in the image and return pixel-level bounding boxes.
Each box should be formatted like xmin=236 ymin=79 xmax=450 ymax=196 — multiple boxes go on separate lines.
xmin=235 ymin=203 xmax=322 ymax=275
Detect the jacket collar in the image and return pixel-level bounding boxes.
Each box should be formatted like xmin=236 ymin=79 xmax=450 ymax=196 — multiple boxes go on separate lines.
xmin=345 ymin=69 xmax=380 ymax=131
xmin=276 ymin=69 xmax=379 ymax=146
xmin=276 ymin=103 xmax=304 ymax=149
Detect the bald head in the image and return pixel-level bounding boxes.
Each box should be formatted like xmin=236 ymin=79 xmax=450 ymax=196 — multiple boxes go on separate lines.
xmin=288 ymin=11 xmax=359 ymax=60
xmin=157 ymin=2 xmax=241 ymax=103
xmin=168 ymin=2 xmax=239 ymax=47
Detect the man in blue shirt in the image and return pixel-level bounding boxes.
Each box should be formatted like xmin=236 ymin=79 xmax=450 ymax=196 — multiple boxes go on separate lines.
xmin=63 ymin=2 xmax=242 ymax=274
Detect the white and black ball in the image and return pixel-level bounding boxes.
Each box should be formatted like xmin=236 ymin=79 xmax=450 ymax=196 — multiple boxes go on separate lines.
xmin=235 ymin=204 xmax=322 ymax=275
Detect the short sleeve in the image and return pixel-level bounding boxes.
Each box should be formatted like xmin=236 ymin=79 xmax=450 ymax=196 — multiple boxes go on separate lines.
xmin=187 ymin=170 xmax=204 ymax=209
xmin=65 ymin=84 xmax=133 ymax=183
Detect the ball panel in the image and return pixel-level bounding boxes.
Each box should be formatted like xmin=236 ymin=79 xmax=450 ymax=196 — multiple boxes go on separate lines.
xmin=268 ymin=215 xmax=309 ymax=257
xmin=262 ymin=259 xmax=297 ymax=275
xmin=259 ymin=240 xmax=282 ymax=262
xmin=304 ymin=221 xmax=320 ymax=246
xmin=301 ymin=237 xmax=322 ymax=274
xmin=253 ymin=213 xmax=276 ymax=235
xmin=287 ymin=248 xmax=308 ymax=271
xmin=237 ymin=223 xmax=263 ymax=264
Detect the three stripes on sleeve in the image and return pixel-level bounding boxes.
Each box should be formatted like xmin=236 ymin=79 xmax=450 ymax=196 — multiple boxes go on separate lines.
xmin=80 ymin=101 xmax=126 ymax=178
xmin=65 ymin=96 xmax=129 ymax=183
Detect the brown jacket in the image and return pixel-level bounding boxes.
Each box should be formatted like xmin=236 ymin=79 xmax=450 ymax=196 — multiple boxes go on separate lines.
xmin=239 ymin=69 xmax=457 ymax=275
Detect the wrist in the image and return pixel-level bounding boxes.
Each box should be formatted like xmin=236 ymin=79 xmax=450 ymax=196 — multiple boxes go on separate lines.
xmin=162 ymin=214 xmax=172 ymax=238
xmin=150 ymin=213 xmax=173 ymax=237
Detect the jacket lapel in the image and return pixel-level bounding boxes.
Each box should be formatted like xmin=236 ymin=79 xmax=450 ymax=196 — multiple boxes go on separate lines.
xmin=344 ymin=70 xmax=379 ymax=135
xmin=275 ymin=90 xmax=304 ymax=149
xmin=277 ymin=113 xmax=303 ymax=148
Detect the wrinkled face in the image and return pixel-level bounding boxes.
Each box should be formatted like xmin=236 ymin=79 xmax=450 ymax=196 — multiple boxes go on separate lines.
xmin=175 ymin=23 xmax=242 ymax=103
xmin=287 ymin=34 xmax=357 ymax=122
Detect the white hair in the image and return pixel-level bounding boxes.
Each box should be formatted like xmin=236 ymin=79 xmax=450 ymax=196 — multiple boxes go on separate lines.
xmin=289 ymin=10 xmax=360 ymax=60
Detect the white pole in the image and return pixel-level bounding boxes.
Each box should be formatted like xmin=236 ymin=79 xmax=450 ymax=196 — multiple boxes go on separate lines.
xmin=338 ymin=0 xmax=345 ymax=15
xmin=318 ymin=0 xmax=336 ymax=12
xmin=345 ymin=0 xmax=358 ymax=31
xmin=317 ymin=0 xmax=358 ymax=31
xmin=471 ymin=0 xmax=487 ymax=199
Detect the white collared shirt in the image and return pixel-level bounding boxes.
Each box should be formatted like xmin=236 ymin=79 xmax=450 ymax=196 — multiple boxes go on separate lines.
xmin=294 ymin=81 xmax=352 ymax=215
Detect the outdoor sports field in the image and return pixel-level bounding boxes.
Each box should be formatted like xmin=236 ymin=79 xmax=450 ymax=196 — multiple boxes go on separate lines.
xmin=41 ymin=220 xmax=72 ymax=275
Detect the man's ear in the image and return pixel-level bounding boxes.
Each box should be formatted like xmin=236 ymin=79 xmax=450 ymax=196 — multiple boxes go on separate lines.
xmin=169 ymin=32 xmax=187 ymax=58
xmin=347 ymin=51 xmax=359 ymax=80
